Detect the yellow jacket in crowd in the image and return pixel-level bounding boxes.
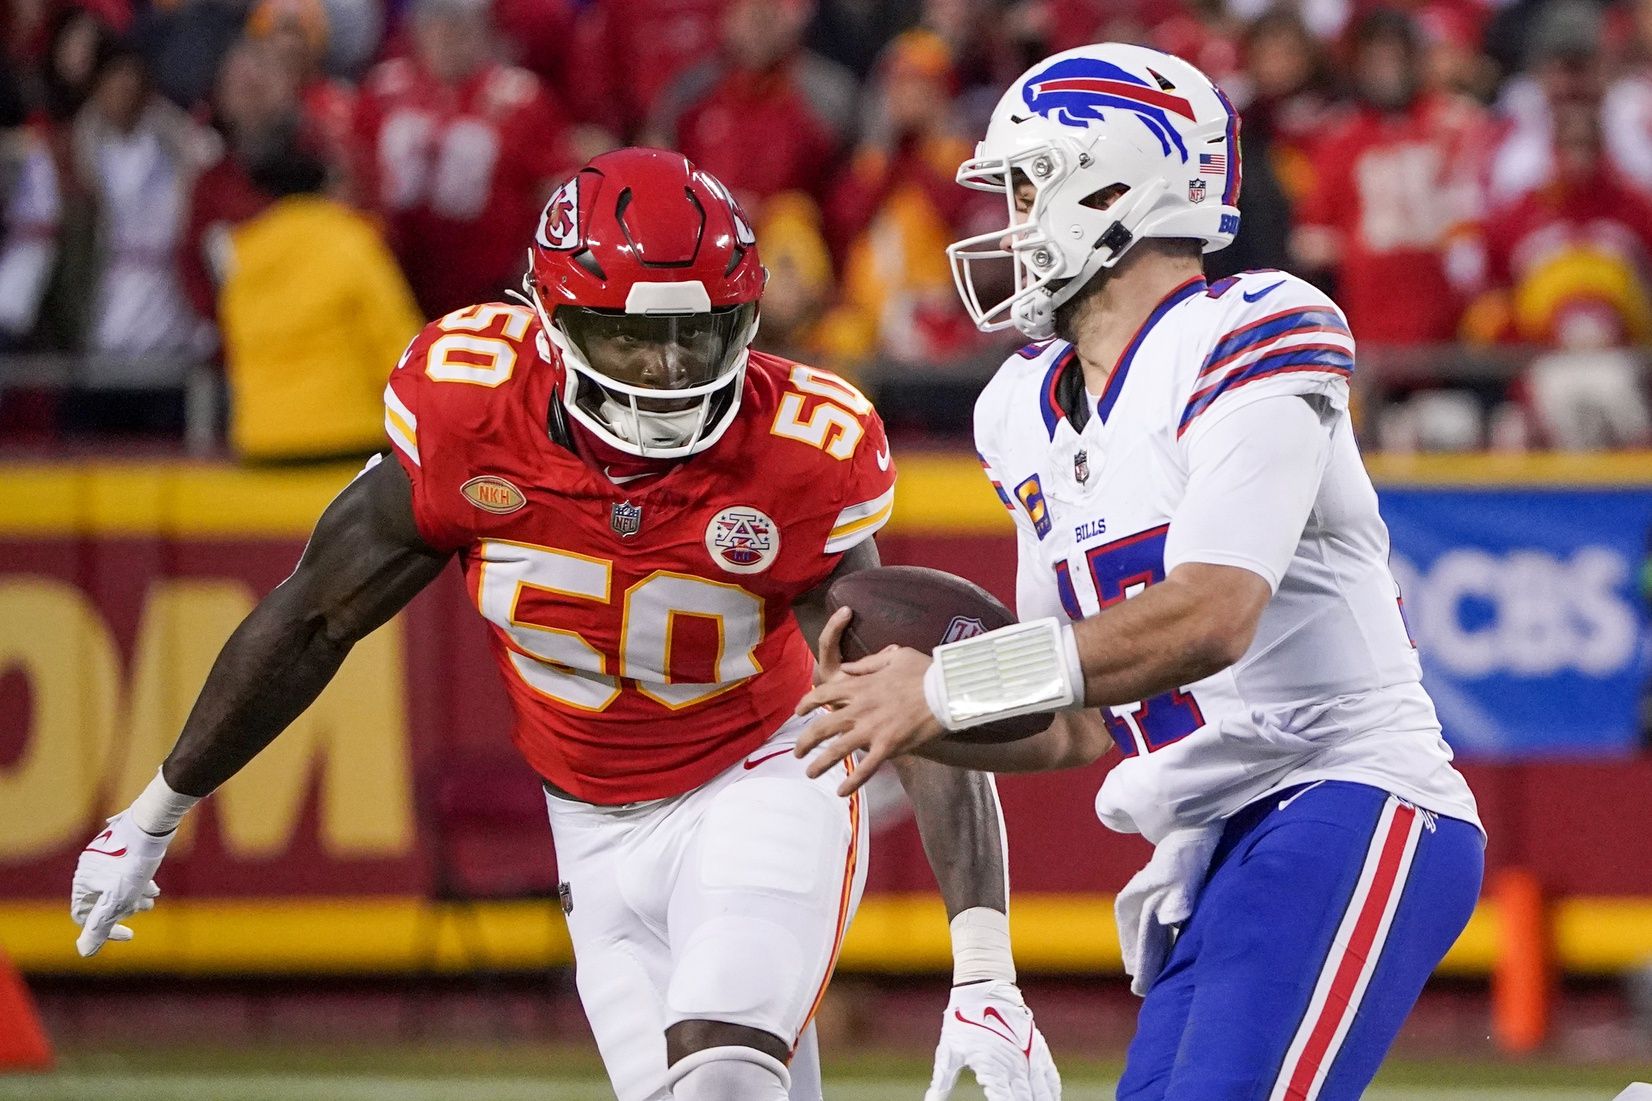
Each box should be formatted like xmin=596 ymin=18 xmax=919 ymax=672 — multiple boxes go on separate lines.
xmin=219 ymin=196 xmax=422 ymax=462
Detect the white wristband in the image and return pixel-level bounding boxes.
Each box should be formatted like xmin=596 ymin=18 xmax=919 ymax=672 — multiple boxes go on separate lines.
xmin=129 ymin=768 xmax=201 ymax=836
xmin=923 ymin=618 xmax=1084 ymax=731
xmin=950 ymin=906 xmax=1016 ymax=985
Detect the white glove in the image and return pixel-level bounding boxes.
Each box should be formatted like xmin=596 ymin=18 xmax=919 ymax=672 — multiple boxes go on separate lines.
xmin=1114 ymin=824 xmax=1222 ymax=996
xmin=925 ymin=980 xmax=1061 ymax=1101
xmin=71 ymin=812 xmax=172 ymax=957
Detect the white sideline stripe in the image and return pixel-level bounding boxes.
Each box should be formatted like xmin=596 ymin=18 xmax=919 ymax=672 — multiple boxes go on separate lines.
xmin=1269 ymin=797 xmax=1423 ymax=1101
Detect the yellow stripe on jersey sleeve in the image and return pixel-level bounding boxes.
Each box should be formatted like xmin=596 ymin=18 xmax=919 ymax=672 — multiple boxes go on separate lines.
xmin=383 ymin=384 xmax=420 ymax=467
xmin=826 ymin=488 xmax=895 ymax=553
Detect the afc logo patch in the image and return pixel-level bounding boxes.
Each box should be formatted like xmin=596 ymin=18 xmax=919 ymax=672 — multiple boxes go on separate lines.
xmin=941 ymin=615 xmax=988 ymax=643
xmin=705 ymin=506 xmax=781 ymax=574
xmin=1014 ymin=474 xmax=1052 ymax=540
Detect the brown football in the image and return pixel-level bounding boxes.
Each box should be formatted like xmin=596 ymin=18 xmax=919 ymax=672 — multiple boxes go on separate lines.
xmin=824 ymin=565 xmax=1054 ymax=744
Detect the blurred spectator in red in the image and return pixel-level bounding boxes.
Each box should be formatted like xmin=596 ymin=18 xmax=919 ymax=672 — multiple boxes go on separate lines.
xmin=1293 ymin=9 xmax=1492 ymax=346
xmin=354 ymin=0 xmax=576 ymax=318
xmin=246 ymin=0 xmax=355 ymax=177
xmin=1465 ymin=101 xmax=1652 ymax=448
xmin=178 ymin=36 xmax=301 ymax=324
xmin=646 ymin=0 xmax=854 ymax=212
xmin=826 ymin=30 xmax=991 ymax=372
xmin=1489 ymin=1 xmax=1619 ymax=209
xmin=1418 ymin=2 xmax=1497 ymax=102
xmin=563 ymin=0 xmax=729 ymax=140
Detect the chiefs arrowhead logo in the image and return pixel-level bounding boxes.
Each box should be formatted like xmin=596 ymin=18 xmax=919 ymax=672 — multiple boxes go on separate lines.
xmin=536 ymin=177 xmax=581 ymax=251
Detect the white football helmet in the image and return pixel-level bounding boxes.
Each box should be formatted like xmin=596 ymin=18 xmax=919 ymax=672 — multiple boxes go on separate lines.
xmin=948 ymin=43 xmax=1243 ymax=340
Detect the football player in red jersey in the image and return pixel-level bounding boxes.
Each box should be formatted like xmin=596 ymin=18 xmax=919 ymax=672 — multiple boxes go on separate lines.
xmin=68 ymin=149 xmax=1060 ymax=1101
xmin=353 ymin=0 xmax=577 ymax=317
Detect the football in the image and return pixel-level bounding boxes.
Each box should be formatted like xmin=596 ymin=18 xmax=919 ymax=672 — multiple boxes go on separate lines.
xmin=824 ymin=565 xmax=1055 ymax=744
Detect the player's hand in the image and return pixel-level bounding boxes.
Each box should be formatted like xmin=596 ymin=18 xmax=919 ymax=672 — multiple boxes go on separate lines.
xmin=926 ymin=980 xmax=1061 ymax=1101
xmin=812 ymin=606 xmax=852 ymax=686
xmin=71 ymin=812 xmax=172 ymax=957
xmin=794 ymin=644 xmax=946 ymax=797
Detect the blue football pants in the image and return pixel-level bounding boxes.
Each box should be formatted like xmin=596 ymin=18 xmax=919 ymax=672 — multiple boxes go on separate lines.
xmin=1117 ymin=781 xmax=1485 ymax=1101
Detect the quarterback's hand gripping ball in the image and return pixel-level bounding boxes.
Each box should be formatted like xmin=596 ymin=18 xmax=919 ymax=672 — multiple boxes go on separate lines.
xmin=926 ymin=980 xmax=1062 ymax=1101
xmin=71 ymin=812 xmax=172 ymax=957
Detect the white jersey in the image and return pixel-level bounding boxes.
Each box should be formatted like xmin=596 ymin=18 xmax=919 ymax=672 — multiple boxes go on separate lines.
xmin=974 ymin=270 xmax=1480 ymax=844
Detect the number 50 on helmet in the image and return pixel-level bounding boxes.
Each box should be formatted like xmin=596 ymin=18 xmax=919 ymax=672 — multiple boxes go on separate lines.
xmin=948 ymin=43 xmax=1243 ymax=341
xmin=526 ymin=148 xmax=765 ymax=459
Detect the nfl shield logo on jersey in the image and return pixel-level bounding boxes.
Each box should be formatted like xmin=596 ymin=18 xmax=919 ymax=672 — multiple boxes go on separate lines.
xmin=941 ymin=615 xmax=988 ymax=643
xmin=1073 ymin=449 xmax=1090 ymax=486
xmin=705 ymin=506 xmax=781 ymax=574
xmin=1187 ymin=178 xmax=1206 ymax=204
xmin=610 ymin=500 xmax=643 ymax=538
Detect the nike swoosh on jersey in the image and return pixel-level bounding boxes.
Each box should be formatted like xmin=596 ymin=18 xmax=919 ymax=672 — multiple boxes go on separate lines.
xmin=743 ymin=746 xmax=794 ymax=770
xmin=1242 ymin=280 xmax=1286 ymax=302
xmin=875 ymin=448 xmax=891 ymax=471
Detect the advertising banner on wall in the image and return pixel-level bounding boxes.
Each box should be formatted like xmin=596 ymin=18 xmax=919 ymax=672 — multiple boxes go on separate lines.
xmin=1381 ymin=486 xmax=1652 ymax=756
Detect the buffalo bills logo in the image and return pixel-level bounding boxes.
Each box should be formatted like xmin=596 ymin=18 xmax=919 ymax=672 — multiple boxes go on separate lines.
xmin=1021 ymin=58 xmax=1194 ymax=162
xmin=536 ymin=177 xmax=580 ymax=250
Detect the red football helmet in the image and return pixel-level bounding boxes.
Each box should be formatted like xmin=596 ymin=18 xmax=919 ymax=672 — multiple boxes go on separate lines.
xmin=527 ymin=148 xmax=766 ymax=458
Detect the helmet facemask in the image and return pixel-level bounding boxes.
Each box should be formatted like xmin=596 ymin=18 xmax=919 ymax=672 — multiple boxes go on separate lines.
xmin=531 ymin=278 xmax=760 ymax=459
xmin=948 ymin=138 xmax=1169 ymax=341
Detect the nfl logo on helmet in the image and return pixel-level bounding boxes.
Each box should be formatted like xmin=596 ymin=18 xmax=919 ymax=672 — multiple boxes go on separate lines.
xmin=1187 ymin=178 xmax=1206 ymax=204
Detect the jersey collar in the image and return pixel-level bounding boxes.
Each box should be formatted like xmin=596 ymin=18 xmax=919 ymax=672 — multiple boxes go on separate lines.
xmin=1040 ymin=276 xmax=1207 ymax=439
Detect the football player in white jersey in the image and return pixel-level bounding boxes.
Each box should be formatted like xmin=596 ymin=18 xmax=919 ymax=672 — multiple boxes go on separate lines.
xmin=796 ymin=43 xmax=1484 ymax=1101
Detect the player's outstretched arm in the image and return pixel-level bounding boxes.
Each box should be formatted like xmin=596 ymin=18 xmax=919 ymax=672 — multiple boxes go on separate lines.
xmin=795 ymin=549 xmax=1061 ymax=1101
xmin=71 ymin=456 xmax=452 ymax=957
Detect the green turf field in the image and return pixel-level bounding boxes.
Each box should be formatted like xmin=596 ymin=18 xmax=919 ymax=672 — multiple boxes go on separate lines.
xmin=1 ymin=1047 xmax=1646 ymax=1101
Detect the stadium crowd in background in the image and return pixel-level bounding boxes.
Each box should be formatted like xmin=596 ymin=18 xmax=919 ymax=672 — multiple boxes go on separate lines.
xmin=3 ymin=0 xmax=1652 ymax=453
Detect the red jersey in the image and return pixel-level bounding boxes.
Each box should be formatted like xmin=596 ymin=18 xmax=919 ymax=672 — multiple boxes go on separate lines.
xmin=354 ymin=59 xmax=575 ymax=317
xmin=384 ymin=302 xmax=896 ymax=804
xmin=1479 ymin=172 xmax=1652 ymax=346
xmin=1298 ymin=94 xmax=1493 ymax=345
xmin=670 ymin=67 xmax=839 ymax=208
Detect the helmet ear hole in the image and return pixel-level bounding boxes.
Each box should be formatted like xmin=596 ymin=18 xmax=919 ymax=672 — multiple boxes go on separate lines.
xmin=573 ymin=249 xmax=606 ymax=279
xmin=1081 ymin=183 xmax=1130 ymax=212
